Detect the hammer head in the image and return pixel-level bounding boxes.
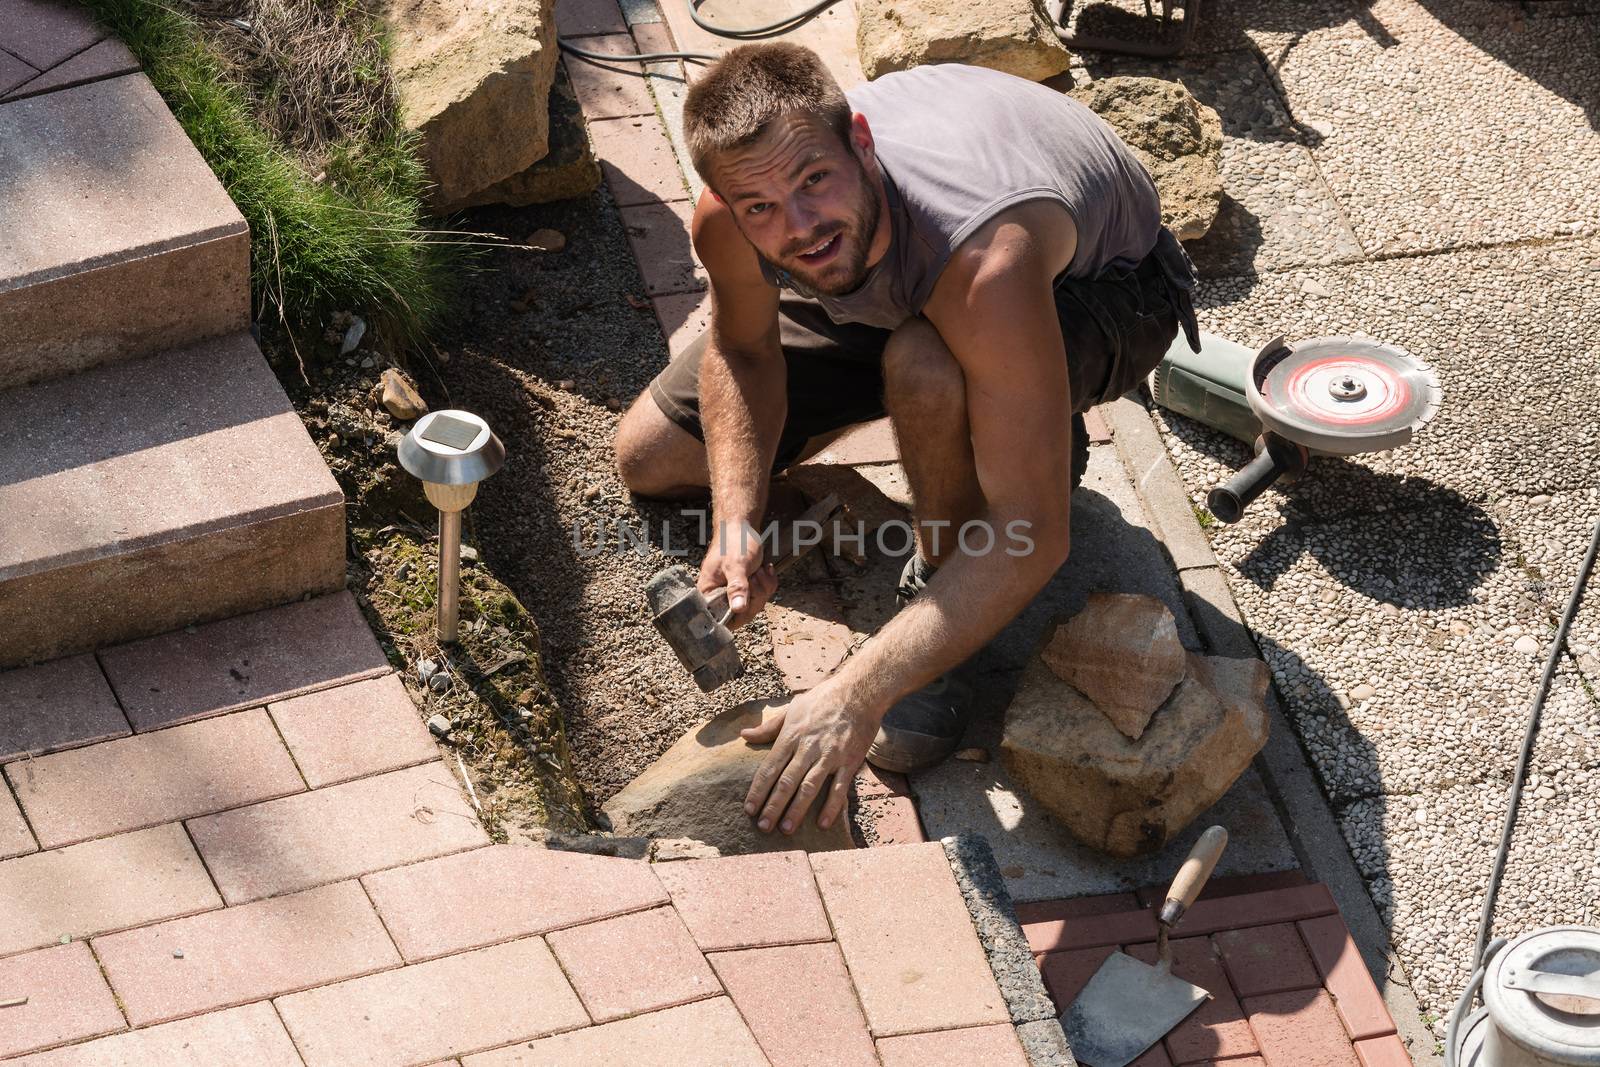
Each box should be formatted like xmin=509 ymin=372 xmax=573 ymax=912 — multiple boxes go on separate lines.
xmin=646 ymin=566 xmax=743 ymax=692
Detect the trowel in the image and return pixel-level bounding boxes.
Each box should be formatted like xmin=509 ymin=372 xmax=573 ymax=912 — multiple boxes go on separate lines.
xmin=1062 ymin=825 xmax=1229 ymax=1067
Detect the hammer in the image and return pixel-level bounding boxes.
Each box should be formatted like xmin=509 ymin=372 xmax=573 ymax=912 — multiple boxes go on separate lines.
xmin=648 ymin=494 xmax=845 ymax=691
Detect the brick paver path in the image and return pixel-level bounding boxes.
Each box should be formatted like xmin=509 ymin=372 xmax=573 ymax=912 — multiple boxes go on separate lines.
xmin=1023 ymin=874 xmax=1411 ymax=1067
xmin=0 ymin=592 xmax=1029 ymax=1063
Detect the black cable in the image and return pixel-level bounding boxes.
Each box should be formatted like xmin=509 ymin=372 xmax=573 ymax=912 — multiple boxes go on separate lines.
xmin=1470 ymin=516 xmax=1600 ymax=971
xmin=556 ymin=0 xmax=844 ymax=65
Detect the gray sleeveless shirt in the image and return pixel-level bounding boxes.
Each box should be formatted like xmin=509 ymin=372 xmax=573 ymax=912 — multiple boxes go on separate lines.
xmin=765 ymin=63 xmax=1163 ymax=330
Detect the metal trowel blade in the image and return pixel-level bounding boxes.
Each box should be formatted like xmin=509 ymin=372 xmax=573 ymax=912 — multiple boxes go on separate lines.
xmin=1060 ymin=949 xmax=1210 ymax=1067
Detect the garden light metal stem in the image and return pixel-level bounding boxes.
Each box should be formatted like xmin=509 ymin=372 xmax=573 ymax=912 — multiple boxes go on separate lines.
xmin=438 ymin=508 xmax=462 ymax=643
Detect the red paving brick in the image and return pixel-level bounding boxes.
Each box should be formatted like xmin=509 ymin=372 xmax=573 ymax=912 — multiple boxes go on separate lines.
xmin=0 ymin=823 xmax=221 ymax=956
xmin=0 ymin=942 xmax=124 ymax=1059
xmin=8 ymin=1002 xmax=304 ymax=1066
xmin=1038 ymin=945 xmax=1117 ymax=1009
xmin=563 ymin=37 xmax=656 ymax=120
xmin=1023 ymin=902 xmax=1160 ymax=953
xmin=708 ymin=942 xmax=878 ymax=1066
xmin=811 ymin=842 xmax=1008 ymax=1036
xmin=1354 ymin=1033 xmax=1414 ymax=1067
xmin=545 ymin=905 xmax=719 ymax=1022
xmin=466 ymin=998 xmax=767 ymax=1066
xmin=6 ymin=709 xmax=304 ymax=848
xmin=187 ymin=761 xmax=488 ymax=903
xmin=876 ymin=1023 xmax=1030 ymax=1067
xmin=767 ymin=596 xmax=853 ymax=692
xmin=810 ymin=418 xmax=899 ymax=466
xmin=853 ymin=763 xmax=911 ymax=799
xmin=1136 ymin=869 xmax=1310 ymax=908
xmin=268 ymin=673 xmax=439 ymax=788
xmin=588 ymin=114 xmax=690 ymax=206
xmin=652 ymin=851 xmax=831 ymax=951
xmin=554 ymin=0 xmax=627 ymax=36
xmin=0 ymin=654 xmax=129 ymax=762
xmin=1127 ymin=937 xmax=1259 ymax=1063
xmin=619 ymin=199 xmax=705 ymax=296
xmin=652 ymin=289 xmax=709 ymax=355
xmin=1131 ymin=1044 xmax=1176 ymax=1067
xmin=1 ymin=781 xmax=36 ymax=859
xmin=1299 ymin=915 xmax=1397 ymax=1041
xmin=276 ymin=937 xmax=587 ymax=1067
xmin=857 ymin=794 xmax=925 ymax=846
xmin=1017 ymin=892 xmax=1140 ymax=925
xmin=1244 ymin=989 xmax=1362 ymax=1067
xmin=98 ymin=592 xmax=389 ymax=731
xmin=363 ymin=844 xmax=668 ymax=961
xmin=0 ymin=0 xmax=105 ymax=70
xmin=1215 ymin=923 xmax=1321 ymax=999
xmin=1180 ymin=883 xmax=1338 ymax=937
xmin=92 ymin=881 xmax=399 ymax=1026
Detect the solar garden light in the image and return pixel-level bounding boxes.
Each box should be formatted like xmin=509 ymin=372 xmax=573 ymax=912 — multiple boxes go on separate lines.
xmin=398 ymin=410 xmax=505 ymax=643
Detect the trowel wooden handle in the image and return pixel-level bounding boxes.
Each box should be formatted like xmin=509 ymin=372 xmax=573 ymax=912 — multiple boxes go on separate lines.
xmin=1159 ymin=825 xmax=1228 ymax=929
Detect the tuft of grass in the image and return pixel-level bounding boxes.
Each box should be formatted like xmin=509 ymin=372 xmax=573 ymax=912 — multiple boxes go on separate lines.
xmin=84 ymin=0 xmax=461 ymax=357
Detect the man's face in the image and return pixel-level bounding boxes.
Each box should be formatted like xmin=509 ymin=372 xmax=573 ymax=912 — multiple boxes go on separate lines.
xmin=712 ymin=113 xmax=882 ymax=296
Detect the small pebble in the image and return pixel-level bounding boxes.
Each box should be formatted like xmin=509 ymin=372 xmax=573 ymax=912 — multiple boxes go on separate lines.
xmin=172 ymin=948 xmax=185 ymax=959
xmin=525 ymin=228 xmax=567 ymax=253
xmin=429 ymin=672 xmax=454 ymax=694
xmin=1302 ymin=278 xmax=1332 ymax=298
xmin=417 ymin=657 xmax=439 ymax=685
xmin=1352 ymin=683 xmax=1376 ymax=702
xmin=427 ymin=713 xmax=453 ymax=739
xmin=954 ymin=747 xmax=990 ymax=763
xmin=582 ymin=485 xmax=601 ymax=501
xmin=1530 ymin=494 xmax=1552 ymax=505
xmin=460 ymin=544 xmax=480 ymax=564
xmin=1514 ymin=635 xmax=1540 ymax=656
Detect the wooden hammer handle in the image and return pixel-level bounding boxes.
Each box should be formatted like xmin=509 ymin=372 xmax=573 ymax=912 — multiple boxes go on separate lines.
xmin=1159 ymin=825 xmax=1228 ymax=929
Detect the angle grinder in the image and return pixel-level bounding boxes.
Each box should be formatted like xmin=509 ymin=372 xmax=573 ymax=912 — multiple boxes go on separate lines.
xmin=1150 ymin=331 xmax=1442 ymax=523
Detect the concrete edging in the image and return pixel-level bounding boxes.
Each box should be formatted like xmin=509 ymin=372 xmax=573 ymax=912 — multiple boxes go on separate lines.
xmin=1103 ymin=395 xmax=1444 ymax=1066
xmin=942 ymin=835 xmax=1076 ymax=1067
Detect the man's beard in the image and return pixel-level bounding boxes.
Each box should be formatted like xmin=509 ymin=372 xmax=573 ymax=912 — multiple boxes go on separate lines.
xmin=767 ymin=176 xmax=882 ymax=297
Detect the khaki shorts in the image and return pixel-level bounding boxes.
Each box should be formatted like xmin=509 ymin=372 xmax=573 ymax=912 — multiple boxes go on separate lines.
xmin=648 ymin=228 xmax=1199 ymax=473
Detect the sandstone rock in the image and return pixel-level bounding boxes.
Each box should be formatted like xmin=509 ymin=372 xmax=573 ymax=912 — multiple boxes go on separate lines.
xmin=384 ymin=0 xmax=557 ymax=211
xmin=856 ymin=0 xmax=1071 ymax=83
xmin=1068 ymin=77 xmax=1223 ymax=241
xmin=453 ymin=64 xmax=600 ymax=209
xmin=1001 ymin=650 xmax=1269 ymax=857
xmin=380 ymin=368 xmax=427 ymax=421
xmin=1040 ymin=593 xmax=1185 ymax=741
xmin=602 ymin=700 xmax=855 ymax=854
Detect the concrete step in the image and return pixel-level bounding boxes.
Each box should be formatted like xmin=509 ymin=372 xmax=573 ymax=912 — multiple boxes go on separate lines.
xmin=0 ymin=332 xmax=345 ymax=667
xmin=0 ymin=72 xmax=249 ymax=388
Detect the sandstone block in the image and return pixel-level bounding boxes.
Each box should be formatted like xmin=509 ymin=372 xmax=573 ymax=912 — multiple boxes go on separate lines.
xmin=1002 ymin=649 xmax=1269 ymax=857
xmin=602 ymin=700 xmax=855 ymax=854
xmin=1069 ymin=76 xmax=1223 ymax=241
xmin=855 ymin=0 xmax=1070 ymax=83
xmin=385 ymin=0 xmax=558 ymax=211
xmin=1040 ymin=592 xmax=1185 ymax=741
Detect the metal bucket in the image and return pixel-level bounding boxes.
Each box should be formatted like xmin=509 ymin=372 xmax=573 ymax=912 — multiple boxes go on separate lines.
xmin=1453 ymin=927 xmax=1600 ymax=1067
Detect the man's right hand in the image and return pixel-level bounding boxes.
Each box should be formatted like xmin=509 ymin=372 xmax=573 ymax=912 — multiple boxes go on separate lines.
xmin=700 ymin=517 xmax=777 ymax=628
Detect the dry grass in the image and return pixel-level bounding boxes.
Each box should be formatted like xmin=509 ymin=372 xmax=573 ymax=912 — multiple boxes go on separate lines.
xmin=181 ymin=0 xmax=396 ymax=169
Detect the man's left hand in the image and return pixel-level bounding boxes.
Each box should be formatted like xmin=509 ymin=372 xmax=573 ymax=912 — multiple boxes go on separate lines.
xmin=741 ymin=686 xmax=879 ymax=835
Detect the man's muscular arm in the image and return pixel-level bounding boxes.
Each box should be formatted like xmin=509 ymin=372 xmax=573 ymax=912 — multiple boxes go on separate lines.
xmin=740 ymin=202 xmax=1079 ymax=834
xmin=692 ymin=189 xmax=786 ymax=622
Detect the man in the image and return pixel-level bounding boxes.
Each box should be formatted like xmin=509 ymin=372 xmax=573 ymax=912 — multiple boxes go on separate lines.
xmin=614 ymin=43 xmax=1199 ymax=838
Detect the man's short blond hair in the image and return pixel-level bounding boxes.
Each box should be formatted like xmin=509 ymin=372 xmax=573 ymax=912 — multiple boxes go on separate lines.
xmin=682 ymin=43 xmax=852 ymax=185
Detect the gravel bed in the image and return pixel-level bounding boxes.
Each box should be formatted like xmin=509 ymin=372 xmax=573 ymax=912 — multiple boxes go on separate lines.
xmin=431 ymin=190 xmax=785 ymax=807
xmin=1147 ymin=0 xmax=1600 ymax=1035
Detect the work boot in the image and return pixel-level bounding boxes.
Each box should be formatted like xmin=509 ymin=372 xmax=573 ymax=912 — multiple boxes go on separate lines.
xmin=868 ymin=555 xmax=979 ymax=773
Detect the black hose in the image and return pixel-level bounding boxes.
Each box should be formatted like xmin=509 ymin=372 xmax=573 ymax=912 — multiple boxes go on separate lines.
xmin=1469 ymin=517 xmax=1600 ymax=971
xmin=556 ymin=0 xmax=843 ymax=65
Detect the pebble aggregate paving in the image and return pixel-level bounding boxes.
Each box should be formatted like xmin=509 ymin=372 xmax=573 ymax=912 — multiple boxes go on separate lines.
xmin=1150 ymin=0 xmax=1600 ymax=1036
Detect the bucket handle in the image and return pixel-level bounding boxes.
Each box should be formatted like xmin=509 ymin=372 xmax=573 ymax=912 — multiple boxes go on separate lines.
xmin=1502 ymin=967 xmax=1600 ymax=1003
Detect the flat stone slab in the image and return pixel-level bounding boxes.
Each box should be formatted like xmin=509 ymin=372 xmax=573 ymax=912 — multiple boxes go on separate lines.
xmin=0 ymin=73 xmax=249 ymax=383
xmin=0 ymin=333 xmax=346 ymax=666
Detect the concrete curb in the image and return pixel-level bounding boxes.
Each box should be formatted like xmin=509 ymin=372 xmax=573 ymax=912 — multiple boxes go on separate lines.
xmin=942 ymin=834 xmax=1075 ymax=1067
xmin=1104 ymin=395 xmax=1444 ymax=1067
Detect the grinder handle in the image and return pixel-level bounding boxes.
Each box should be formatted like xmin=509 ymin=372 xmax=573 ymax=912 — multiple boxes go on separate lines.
xmin=1159 ymin=825 xmax=1229 ymax=930
xmin=1206 ymin=435 xmax=1307 ymax=524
